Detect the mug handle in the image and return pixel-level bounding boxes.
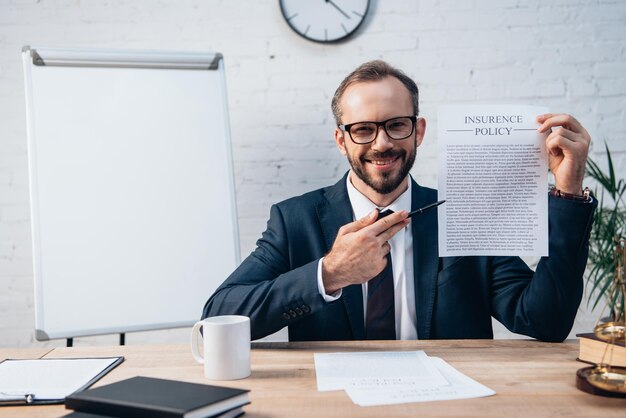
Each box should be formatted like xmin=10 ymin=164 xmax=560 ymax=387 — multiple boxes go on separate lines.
xmin=190 ymin=321 xmax=205 ymax=364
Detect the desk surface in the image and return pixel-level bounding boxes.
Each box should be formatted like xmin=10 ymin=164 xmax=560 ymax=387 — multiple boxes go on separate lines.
xmin=1 ymin=339 xmax=625 ymax=417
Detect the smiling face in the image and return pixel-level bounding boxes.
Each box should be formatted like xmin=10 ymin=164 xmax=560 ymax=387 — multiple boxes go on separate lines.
xmin=334 ymin=76 xmax=425 ymax=206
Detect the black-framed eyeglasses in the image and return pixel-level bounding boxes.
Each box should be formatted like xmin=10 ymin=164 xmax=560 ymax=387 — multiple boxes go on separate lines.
xmin=339 ymin=116 xmax=417 ymax=145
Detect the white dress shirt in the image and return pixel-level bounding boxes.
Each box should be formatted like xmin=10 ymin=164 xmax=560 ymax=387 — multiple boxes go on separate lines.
xmin=316 ymin=173 xmax=418 ymax=340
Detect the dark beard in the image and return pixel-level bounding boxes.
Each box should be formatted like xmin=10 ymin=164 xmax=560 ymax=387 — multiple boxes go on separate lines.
xmin=347 ymin=143 xmax=417 ymax=195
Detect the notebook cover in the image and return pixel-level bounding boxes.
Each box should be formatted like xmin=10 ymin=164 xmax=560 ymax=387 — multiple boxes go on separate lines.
xmin=61 ymin=405 xmax=246 ymax=418
xmin=65 ymin=376 xmax=249 ymax=418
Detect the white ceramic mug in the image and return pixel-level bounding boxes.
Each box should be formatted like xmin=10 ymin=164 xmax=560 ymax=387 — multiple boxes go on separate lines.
xmin=191 ymin=315 xmax=251 ymax=380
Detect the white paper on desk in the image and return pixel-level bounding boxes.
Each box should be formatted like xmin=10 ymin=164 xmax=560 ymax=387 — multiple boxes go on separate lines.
xmin=346 ymin=357 xmax=496 ymax=406
xmin=0 ymin=357 xmax=121 ymax=402
xmin=437 ymin=104 xmax=549 ymax=257
xmin=314 ymin=351 xmax=448 ymax=392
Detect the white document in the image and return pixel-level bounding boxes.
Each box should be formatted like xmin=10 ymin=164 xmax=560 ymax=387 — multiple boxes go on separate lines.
xmin=438 ymin=104 xmax=549 ymax=257
xmin=346 ymin=357 xmax=496 ymax=406
xmin=0 ymin=357 xmax=122 ymax=403
xmin=314 ymin=351 xmax=448 ymax=392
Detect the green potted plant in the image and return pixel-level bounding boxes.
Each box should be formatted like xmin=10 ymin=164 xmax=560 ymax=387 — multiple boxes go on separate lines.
xmin=585 ymin=142 xmax=626 ymax=318
xmin=576 ymin=142 xmax=626 ymax=397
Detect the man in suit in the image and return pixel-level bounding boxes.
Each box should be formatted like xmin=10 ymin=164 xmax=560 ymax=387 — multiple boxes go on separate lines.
xmin=202 ymin=60 xmax=595 ymax=342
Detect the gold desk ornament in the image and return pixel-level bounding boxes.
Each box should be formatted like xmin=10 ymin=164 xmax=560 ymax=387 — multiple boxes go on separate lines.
xmin=577 ymin=237 xmax=626 ymax=397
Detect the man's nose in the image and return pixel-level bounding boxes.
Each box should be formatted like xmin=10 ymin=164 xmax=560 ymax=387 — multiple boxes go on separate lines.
xmin=370 ymin=125 xmax=394 ymax=151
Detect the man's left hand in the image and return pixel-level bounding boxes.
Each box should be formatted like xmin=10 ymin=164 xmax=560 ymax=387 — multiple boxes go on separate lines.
xmin=537 ymin=113 xmax=591 ymax=195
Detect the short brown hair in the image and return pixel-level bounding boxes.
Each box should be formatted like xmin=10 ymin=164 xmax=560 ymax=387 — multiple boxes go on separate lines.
xmin=331 ymin=60 xmax=419 ymax=126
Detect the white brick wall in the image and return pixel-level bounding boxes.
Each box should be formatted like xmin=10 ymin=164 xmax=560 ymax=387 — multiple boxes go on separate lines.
xmin=0 ymin=0 xmax=624 ymax=347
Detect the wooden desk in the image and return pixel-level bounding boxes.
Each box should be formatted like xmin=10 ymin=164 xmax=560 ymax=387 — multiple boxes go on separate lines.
xmin=1 ymin=340 xmax=625 ymax=417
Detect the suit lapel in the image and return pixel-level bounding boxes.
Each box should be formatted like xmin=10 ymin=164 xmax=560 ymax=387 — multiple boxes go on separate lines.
xmin=411 ymin=180 xmax=439 ymax=339
xmin=316 ymin=172 xmax=365 ymax=340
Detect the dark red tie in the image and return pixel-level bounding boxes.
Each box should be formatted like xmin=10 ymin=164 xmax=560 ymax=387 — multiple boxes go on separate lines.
xmin=365 ymin=209 xmax=396 ymax=340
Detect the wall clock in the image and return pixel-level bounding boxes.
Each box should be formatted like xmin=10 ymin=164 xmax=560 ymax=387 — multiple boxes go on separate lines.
xmin=279 ymin=0 xmax=370 ymax=43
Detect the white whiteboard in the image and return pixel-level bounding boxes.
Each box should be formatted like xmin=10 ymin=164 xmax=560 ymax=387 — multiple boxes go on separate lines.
xmin=22 ymin=46 xmax=240 ymax=340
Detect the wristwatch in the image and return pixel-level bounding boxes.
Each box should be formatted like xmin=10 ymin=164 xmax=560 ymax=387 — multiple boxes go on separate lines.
xmin=549 ymin=186 xmax=592 ymax=203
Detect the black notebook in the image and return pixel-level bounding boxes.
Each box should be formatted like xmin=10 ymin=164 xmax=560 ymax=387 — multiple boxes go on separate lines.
xmin=61 ymin=406 xmax=245 ymax=418
xmin=64 ymin=376 xmax=249 ymax=418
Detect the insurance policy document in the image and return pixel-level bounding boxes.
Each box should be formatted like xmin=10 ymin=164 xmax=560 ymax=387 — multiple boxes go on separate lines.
xmin=438 ymin=105 xmax=549 ymax=257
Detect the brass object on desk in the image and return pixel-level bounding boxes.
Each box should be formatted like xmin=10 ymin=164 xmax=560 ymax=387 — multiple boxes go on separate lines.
xmin=577 ymin=237 xmax=626 ymax=397
xmin=585 ymin=365 xmax=626 ymax=393
xmin=594 ymin=321 xmax=626 ymax=342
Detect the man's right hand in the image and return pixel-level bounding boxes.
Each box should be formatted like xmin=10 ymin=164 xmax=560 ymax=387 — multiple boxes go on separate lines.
xmin=321 ymin=209 xmax=409 ymax=294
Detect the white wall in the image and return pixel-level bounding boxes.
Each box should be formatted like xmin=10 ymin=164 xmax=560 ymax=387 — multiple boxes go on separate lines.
xmin=1 ymin=0 xmax=624 ymax=347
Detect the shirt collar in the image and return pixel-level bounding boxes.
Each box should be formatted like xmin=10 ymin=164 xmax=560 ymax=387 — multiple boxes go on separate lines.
xmin=346 ymin=170 xmax=412 ymax=220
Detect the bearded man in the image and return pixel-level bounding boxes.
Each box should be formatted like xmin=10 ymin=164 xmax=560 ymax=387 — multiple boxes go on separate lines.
xmin=202 ymin=60 xmax=595 ymax=342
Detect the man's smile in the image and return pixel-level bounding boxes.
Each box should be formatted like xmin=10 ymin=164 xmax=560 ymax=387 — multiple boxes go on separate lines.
xmin=362 ymin=152 xmax=403 ymax=171
xmin=366 ymin=156 xmax=399 ymax=166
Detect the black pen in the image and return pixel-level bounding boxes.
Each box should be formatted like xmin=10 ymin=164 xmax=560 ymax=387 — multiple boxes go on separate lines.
xmin=378 ymin=200 xmax=446 ymax=219
xmin=407 ymin=199 xmax=446 ymax=217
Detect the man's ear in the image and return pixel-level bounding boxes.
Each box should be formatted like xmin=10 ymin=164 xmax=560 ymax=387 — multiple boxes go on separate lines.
xmin=415 ymin=117 xmax=426 ymax=148
xmin=334 ymin=127 xmax=348 ymax=156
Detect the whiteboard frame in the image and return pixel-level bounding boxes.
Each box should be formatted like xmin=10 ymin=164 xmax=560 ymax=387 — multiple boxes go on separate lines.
xmin=22 ymin=46 xmax=240 ymax=340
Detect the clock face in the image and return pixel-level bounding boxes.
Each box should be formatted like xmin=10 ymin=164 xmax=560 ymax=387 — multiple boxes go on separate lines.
xmin=279 ymin=0 xmax=370 ymax=43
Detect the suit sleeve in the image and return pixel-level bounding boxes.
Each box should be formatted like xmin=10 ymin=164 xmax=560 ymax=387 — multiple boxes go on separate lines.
xmin=201 ymin=204 xmax=330 ymax=340
xmin=490 ymin=196 xmax=596 ymax=342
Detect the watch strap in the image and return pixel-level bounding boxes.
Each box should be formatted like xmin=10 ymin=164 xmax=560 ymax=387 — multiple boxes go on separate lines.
xmin=549 ymin=186 xmax=592 ymax=202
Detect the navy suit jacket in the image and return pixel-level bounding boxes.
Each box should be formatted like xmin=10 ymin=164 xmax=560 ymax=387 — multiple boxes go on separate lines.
xmin=202 ymin=173 xmax=595 ymax=342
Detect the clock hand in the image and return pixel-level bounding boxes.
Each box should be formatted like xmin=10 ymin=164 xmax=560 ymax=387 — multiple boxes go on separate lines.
xmin=325 ymin=0 xmax=350 ymax=19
